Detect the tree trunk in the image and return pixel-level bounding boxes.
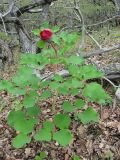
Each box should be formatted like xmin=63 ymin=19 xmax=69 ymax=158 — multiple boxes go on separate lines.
xmin=17 ymin=27 xmax=36 ymax=53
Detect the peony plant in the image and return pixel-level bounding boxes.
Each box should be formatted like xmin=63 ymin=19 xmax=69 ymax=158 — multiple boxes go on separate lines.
xmin=0 ymin=23 xmax=112 ymax=150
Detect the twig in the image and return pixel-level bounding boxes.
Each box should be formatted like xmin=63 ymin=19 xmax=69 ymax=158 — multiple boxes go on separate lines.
xmin=83 ymin=43 xmax=120 ymax=58
xmin=0 ymin=14 xmax=7 ymax=35
xmin=73 ymin=0 xmax=85 ymax=55
xmin=86 ymin=15 xmax=120 ymax=27
xmin=103 ymin=76 xmax=119 ymax=88
xmin=85 ymin=30 xmax=102 ymax=49
xmin=63 ymin=15 xmax=120 ymax=30
xmin=2 ymin=2 xmax=14 ymax=17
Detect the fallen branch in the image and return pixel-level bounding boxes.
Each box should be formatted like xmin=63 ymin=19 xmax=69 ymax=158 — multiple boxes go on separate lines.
xmin=87 ymin=15 xmax=120 ymax=27
xmin=83 ymin=44 xmax=120 ymax=58
xmin=85 ymin=30 xmax=102 ymax=49
xmin=15 ymin=0 xmax=57 ymax=17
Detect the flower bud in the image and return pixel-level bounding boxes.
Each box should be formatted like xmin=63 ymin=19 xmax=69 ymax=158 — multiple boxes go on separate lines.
xmin=40 ymin=29 xmax=53 ymax=40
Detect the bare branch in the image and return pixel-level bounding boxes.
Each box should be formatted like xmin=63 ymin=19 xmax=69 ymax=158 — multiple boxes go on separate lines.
xmin=73 ymin=0 xmax=85 ymax=55
xmin=85 ymin=30 xmax=102 ymax=49
xmin=83 ymin=44 xmax=120 ymax=58
xmin=1 ymin=2 xmax=14 ymax=17
xmin=15 ymin=0 xmax=57 ymax=17
xmin=66 ymin=15 xmax=120 ymax=30
xmin=0 ymin=14 xmax=7 ymax=35
xmin=103 ymin=76 xmax=119 ymax=88
xmin=87 ymin=15 xmax=120 ymax=27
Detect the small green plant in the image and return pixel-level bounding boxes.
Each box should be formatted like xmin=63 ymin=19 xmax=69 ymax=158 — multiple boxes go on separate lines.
xmin=0 ymin=22 xmax=112 ymax=148
xmin=73 ymin=155 xmax=81 ymax=160
xmin=35 ymin=151 xmax=47 ymax=160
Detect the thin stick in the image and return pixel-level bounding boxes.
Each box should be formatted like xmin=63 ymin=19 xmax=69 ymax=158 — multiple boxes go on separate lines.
xmin=103 ymin=76 xmax=119 ymax=88
xmin=85 ymin=30 xmax=102 ymax=49
xmin=0 ymin=14 xmax=7 ymax=35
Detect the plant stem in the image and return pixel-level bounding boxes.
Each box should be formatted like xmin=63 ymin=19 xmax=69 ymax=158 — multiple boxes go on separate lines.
xmin=50 ymin=41 xmax=58 ymax=72
xmin=50 ymin=41 xmax=58 ymax=58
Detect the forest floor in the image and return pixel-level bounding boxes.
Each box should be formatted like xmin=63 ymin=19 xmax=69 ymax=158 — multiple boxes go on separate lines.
xmin=0 ymin=27 xmax=120 ymax=160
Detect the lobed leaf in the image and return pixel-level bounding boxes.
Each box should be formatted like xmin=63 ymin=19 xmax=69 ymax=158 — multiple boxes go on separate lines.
xmin=53 ymin=129 xmax=73 ymax=147
xmin=54 ymin=114 xmax=71 ymax=129
xmin=12 ymin=133 xmax=31 ymax=148
xmin=77 ymin=107 xmax=99 ymax=124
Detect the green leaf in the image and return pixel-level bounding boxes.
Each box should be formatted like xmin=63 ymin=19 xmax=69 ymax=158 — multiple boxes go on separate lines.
xmin=54 ymin=114 xmax=71 ymax=129
xmin=7 ymin=87 xmax=26 ymax=95
xmin=67 ymin=32 xmax=80 ymax=44
xmin=53 ymin=129 xmax=73 ymax=147
xmin=66 ymin=56 xmax=84 ymax=65
xmin=40 ymin=90 xmax=52 ymax=100
xmin=74 ymin=99 xmax=85 ymax=109
xmin=7 ymin=110 xmax=25 ymax=127
xmin=59 ymin=31 xmax=68 ymax=41
xmin=52 ymin=35 xmax=61 ymax=45
xmin=61 ymin=81 xmax=71 ymax=88
xmin=77 ymin=107 xmax=99 ymax=124
xmin=26 ymin=106 xmax=41 ymax=117
xmin=18 ymin=66 xmax=33 ymax=76
xmin=12 ymin=67 xmax=34 ymax=87
xmin=49 ymin=82 xmax=60 ymax=90
xmin=14 ymin=119 xmax=37 ymax=134
xmin=70 ymin=88 xmax=79 ymax=96
xmin=37 ymin=40 xmax=46 ymax=49
xmin=12 ymin=133 xmax=31 ymax=148
xmin=73 ymin=155 xmax=81 ymax=160
xmin=20 ymin=54 xmax=41 ymax=65
xmin=41 ymin=22 xmax=49 ymax=29
xmin=39 ymin=151 xmax=47 ymax=159
xmin=23 ymin=95 xmax=37 ymax=108
xmin=32 ymin=29 xmax=40 ymax=36
xmin=58 ymin=86 xmax=69 ymax=95
xmin=35 ymin=151 xmax=47 ymax=160
xmin=62 ymin=101 xmax=75 ymax=112
xmin=83 ymin=82 xmax=111 ymax=104
xmin=68 ymin=65 xmax=80 ymax=77
xmin=40 ymin=81 xmax=50 ymax=88
xmin=53 ymin=74 xmax=63 ymax=82
xmin=0 ymin=80 xmax=13 ymax=90
xmin=35 ymin=156 xmax=40 ymax=160
xmin=79 ymin=65 xmax=103 ymax=80
xmin=51 ymin=25 xmax=60 ymax=32
xmin=35 ymin=128 xmax=51 ymax=141
xmin=43 ymin=121 xmax=54 ymax=132
xmin=70 ymin=79 xmax=84 ymax=88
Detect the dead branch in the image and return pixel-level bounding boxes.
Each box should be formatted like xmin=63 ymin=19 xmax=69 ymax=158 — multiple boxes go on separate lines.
xmin=73 ymin=0 xmax=85 ymax=54
xmin=87 ymin=15 xmax=120 ymax=27
xmin=1 ymin=2 xmax=14 ymax=17
xmin=83 ymin=44 xmax=120 ymax=58
xmin=85 ymin=30 xmax=102 ymax=49
xmin=15 ymin=0 xmax=57 ymax=17
xmin=61 ymin=15 xmax=120 ymax=31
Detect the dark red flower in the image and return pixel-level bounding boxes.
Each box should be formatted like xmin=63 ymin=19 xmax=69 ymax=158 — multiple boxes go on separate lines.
xmin=40 ymin=29 xmax=53 ymax=40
